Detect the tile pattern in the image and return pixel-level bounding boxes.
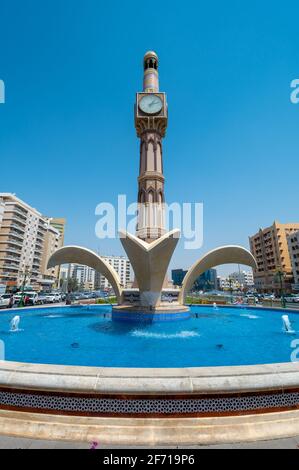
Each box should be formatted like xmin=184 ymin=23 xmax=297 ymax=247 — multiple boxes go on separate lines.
xmin=0 ymin=389 xmax=298 ymax=415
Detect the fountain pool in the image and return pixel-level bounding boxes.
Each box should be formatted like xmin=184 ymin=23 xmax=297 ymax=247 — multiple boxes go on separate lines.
xmin=0 ymin=304 xmax=298 ymax=368
xmin=1 ymin=304 xmax=299 ymax=446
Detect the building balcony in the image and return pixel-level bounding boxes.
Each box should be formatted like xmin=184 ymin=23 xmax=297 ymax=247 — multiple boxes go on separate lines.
xmin=1 ymin=222 xmax=25 ymax=234
xmin=0 ymin=255 xmax=20 ymax=262
xmin=3 ymin=214 xmax=27 ymax=227
xmin=0 ymin=246 xmax=22 ymax=255
xmin=0 ymin=271 xmax=19 ymax=279
xmin=6 ymin=239 xmax=23 ymax=248
xmin=0 ymin=240 xmax=22 ymax=249
xmin=31 ymin=269 xmax=40 ymax=275
xmin=38 ymin=223 xmax=47 ymax=232
xmin=0 ymin=264 xmax=19 ymax=272
xmin=8 ymin=231 xmax=24 ymax=241
xmin=11 ymin=206 xmax=28 ymax=219
xmin=37 ymin=230 xmax=45 ymax=237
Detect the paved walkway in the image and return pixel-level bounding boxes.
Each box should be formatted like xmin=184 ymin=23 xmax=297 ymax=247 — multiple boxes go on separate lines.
xmin=1 ymin=435 xmax=299 ymax=449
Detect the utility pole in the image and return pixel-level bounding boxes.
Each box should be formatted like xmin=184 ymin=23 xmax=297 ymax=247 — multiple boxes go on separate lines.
xmin=228 ymin=277 xmax=234 ymax=304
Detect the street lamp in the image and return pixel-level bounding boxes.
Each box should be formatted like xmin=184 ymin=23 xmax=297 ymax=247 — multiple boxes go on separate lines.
xmin=18 ymin=265 xmax=31 ymax=307
xmin=228 ymin=277 xmax=234 ymax=304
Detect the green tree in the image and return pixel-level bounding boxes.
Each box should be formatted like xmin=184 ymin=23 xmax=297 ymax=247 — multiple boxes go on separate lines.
xmin=68 ymin=278 xmax=79 ymax=293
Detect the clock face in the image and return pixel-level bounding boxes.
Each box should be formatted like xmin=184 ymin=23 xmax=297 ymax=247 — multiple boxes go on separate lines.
xmin=139 ymin=94 xmax=163 ymax=114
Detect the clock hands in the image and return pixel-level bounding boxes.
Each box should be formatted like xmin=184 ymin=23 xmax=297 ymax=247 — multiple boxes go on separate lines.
xmin=148 ymin=99 xmax=160 ymax=108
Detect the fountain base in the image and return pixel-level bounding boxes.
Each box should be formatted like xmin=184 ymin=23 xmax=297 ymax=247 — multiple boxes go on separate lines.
xmin=112 ymin=304 xmax=190 ymax=322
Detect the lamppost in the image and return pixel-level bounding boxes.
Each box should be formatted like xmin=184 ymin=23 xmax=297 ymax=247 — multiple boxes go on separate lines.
xmin=18 ymin=265 xmax=31 ymax=307
xmin=228 ymin=277 xmax=234 ymax=304
xmin=275 ymin=267 xmax=286 ymax=309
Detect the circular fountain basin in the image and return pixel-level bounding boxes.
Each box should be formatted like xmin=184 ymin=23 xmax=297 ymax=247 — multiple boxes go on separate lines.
xmin=0 ymin=304 xmax=299 ymax=445
xmin=0 ymin=304 xmax=298 ymax=367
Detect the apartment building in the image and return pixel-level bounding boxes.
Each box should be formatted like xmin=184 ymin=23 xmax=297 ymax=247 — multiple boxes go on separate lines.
xmin=249 ymin=221 xmax=299 ymax=294
xmin=287 ymin=230 xmax=299 ymax=292
xmin=95 ymin=256 xmax=132 ymax=290
xmin=67 ymin=256 xmax=132 ymax=292
xmin=228 ymin=270 xmax=254 ymax=289
xmin=70 ymin=264 xmax=96 ymax=290
xmin=218 ymin=277 xmax=240 ymax=291
xmin=0 ymin=193 xmax=65 ymax=291
xmin=40 ymin=223 xmax=63 ymax=289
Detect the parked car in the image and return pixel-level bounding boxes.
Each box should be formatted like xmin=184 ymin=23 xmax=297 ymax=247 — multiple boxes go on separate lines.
xmin=0 ymin=293 xmax=13 ymax=308
xmin=14 ymin=292 xmax=38 ymax=306
xmin=53 ymin=293 xmax=62 ymax=302
xmin=44 ymin=293 xmax=56 ymax=303
xmin=36 ymin=293 xmax=48 ymax=305
xmin=262 ymin=294 xmax=275 ymax=300
xmin=285 ymin=295 xmax=299 ymax=303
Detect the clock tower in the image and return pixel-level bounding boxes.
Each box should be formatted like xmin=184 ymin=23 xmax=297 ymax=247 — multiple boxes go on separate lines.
xmin=135 ymin=51 xmax=168 ymax=242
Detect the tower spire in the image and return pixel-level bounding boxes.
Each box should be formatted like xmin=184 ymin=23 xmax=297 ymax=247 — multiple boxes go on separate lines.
xmin=143 ymin=51 xmax=159 ymax=93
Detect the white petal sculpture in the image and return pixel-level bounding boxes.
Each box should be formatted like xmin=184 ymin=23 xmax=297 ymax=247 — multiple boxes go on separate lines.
xmin=118 ymin=229 xmax=180 ymax=308
xmin=179 ymin=245 xmax=257 ymax=303
xmin=47 ymin=245 xmax=123 ymax=303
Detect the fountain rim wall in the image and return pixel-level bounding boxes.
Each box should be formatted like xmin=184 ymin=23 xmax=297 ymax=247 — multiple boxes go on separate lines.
xmin=1 ymin=360 xmax=299 ymax=394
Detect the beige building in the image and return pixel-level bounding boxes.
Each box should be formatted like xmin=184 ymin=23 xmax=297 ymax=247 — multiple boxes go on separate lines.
xmin=48 ymin=218 xmax=66 ymax=243
xmin=249 ymin=221 xmax=299 ymax=294
xmin=0 ymin=193 xmax=65 ymax=291
xmin=47 ymin=217 xmax=66 ymax=284
xmin=287 ymin=230 xmax=299 ymax=292
xmin=40 ymin=223 xmax=63 ymax=289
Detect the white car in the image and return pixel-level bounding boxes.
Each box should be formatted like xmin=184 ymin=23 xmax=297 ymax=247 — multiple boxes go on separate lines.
xmin=44 ymin=293 xmax=57 ymax=303
xmin=13 ymin=292 xmax=38 ymax=306
xmin=53 ymin=293 xmax=62 ymax=302
xmin=285 ymin=295 xmax=299 ymax=303
xmin=0 ymin=293 xmax=13 ymax=308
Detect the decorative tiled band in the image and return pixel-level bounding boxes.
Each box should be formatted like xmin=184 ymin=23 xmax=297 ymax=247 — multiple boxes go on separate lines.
xmin=0 ymin=388 xmax=299 ymax=417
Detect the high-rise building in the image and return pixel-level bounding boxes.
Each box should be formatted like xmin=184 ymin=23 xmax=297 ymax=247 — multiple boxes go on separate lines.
xmin=171 ymin=268 xmax=218 ymax=291
xmin=70 ymin=264 xmax=95 ymax=290
xmin=0 ymin=193 xmax=65 ymax=291
xmin=249 ymin=221 xmax=299 ymax=294
xmin=40 ymin=224 xmax=63 ymax=290
xmin=67 ymin=256 xmax=132 ymax=292
xmin=287 ymin=231 xmax=299 ymax=292
xmin=228 ymin=270 xmax=254 ymax=289
xmin=48 ymin=218 xmax=66 ymax=243
xmin=47 ymin=217 xmax=66 ymax=283
xmin=193 ymin=269 xmax=218 ymax=291
xmin=95 ymin=256 xmax=132 ymax=290
xmin=171 ymin=269 xmax=188 ymax=287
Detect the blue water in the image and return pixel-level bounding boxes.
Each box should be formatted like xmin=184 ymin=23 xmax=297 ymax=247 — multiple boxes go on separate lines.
xmin=0 ymin=305 xmax=298 ymax=368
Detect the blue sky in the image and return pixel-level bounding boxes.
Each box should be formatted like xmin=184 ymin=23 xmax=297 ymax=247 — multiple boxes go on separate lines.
xmin=0 ymin=0 xmax=298 ymax=276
